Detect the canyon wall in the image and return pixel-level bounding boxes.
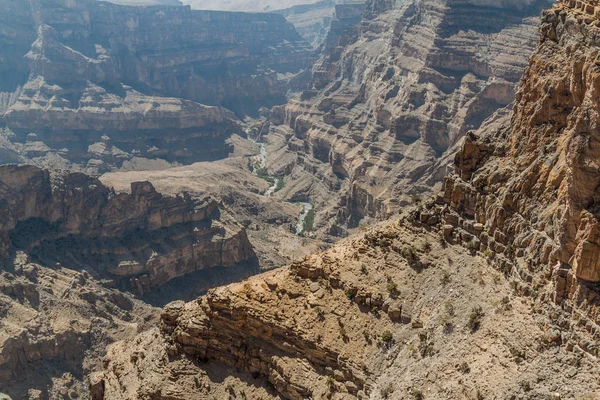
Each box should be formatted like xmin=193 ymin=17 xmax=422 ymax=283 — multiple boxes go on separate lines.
xmin=0 ymin=165 xmax=256 ymax=295
xmin=268 ymin=0 xmax=553 ymax=232
xmin=438 ymin=0 xmax=600 ymax=316
xmin=0 ymin=0 xmax=311 ymax=173
xmin=97 ymin=220 xmax=600 ymax=399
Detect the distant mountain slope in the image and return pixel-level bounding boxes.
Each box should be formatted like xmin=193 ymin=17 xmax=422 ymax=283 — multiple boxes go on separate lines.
xmin=0 ymin=0 xmax=311 ymax=174
xmin=181 ymin=0 xmax=323 ymax=12
xmin=264 ymin=0 xmax=554 ymax=236
xmin=100 ymin=0 xmax=182 ymax=5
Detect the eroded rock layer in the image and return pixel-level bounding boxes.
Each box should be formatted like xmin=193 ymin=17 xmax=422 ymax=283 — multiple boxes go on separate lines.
xmin=97 ymin=219 xmax=600 ymax=399
xmin=0 ymin=0 xmax=311 ymax=173
xmin=0 ymin=256 xmax=157 ymax=399
xmin=0 ymin=165 xmax=256 ymax=295
xmin=268 ymin=0 xmax=552 ymax=232
xmin=437 ymin=0 xmax=600 ymax=316
xmin=92 ymin=3 xmax=600 ymax=399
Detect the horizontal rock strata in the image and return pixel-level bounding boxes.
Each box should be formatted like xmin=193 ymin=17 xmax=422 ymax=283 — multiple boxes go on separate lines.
xmin=0 ymin=165 xmax=256 ymax=294
xmin=268 ymin=0 xmax=553 ymax=232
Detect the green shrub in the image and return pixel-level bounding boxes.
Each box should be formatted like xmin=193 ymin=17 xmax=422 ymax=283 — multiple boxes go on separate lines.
xmin=467 ymin=306 xmax=485 ymax=333
xmin=387 ymin=281 xmax=400 ymax=298
xmin=381 ymin=330 xmax=394 ymax=344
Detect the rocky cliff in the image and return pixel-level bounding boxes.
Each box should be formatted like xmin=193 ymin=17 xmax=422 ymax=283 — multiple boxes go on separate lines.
xmin=266 ymin=0 xmax=553 ymax=234
xmin=0 ymin=165 xmax=256 ymax=295
xmin=0 ymin=255 xmax=157 ymax=399
xmin=0 ymin=0 xmax=311 ymax=173
xmin=437 ymin=0 xmax=600 ymax=322
xmin=97 ymin=218 xmax=600 ymax=399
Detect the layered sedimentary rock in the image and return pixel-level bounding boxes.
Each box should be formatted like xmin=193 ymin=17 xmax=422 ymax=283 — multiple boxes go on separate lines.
xmin=91 ymin=3 xmax=600 ymax=399
xmin=268 ymin=0 xmax=552 ymax=232
xmin=0 ymin=256 xmax=157 ymax=399
xmin=0 ymin=165 xmax=255 ymax=295
xmin=273 ymin=0 xmax=339 ymax=48
xmin=97 ymin=218 xmax=600 ymax=399
xmin=436 ymin=0 xmax=600 ymax=324
xmin=0 ymin=0 xmax=310 ymax=173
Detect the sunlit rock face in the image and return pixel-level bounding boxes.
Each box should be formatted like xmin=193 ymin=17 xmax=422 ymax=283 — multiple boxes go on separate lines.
xmin=442 ymin=0 xmax=600 ymax=288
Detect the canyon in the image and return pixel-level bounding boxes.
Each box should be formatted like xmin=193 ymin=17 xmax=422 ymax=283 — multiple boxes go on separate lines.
xmin=1 ymin=0 xmax=600 ymax=399
xmin=94 ymin=2 xmax=600 ymax=398
xmin=264 ymin=0 xmax=555 ymax=237
xmin=0 ymin=0 xmax=311 ymax=174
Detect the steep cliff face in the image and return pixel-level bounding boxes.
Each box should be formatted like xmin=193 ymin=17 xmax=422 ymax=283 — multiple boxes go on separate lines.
xmin=273 ymin=0 xmax=340 ymax=48
xmin=90 ymin=3 xmax=600 ymax=399
xmin=0 ymin=165 xmax=256 ymax=295
xmin=439 ymin=0 xmax=600 ymax=321
xmin=0 ymin=0 xmax=310 ymax=173
xmin=267 ymin=0 xmax=552 ymax=233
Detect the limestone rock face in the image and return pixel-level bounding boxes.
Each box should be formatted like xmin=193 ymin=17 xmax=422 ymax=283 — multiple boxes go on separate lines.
xmin=269 ymin=0 xmax=552 ymax=231
xmin=436 ymin=0 xmax=600 ymax=317
xmin=0 ymin=165 xmax=256 ymax=294
xmin=0 ymin=0 xmax=311 ymax=173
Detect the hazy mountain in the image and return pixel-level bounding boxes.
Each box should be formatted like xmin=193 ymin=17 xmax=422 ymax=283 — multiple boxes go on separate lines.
xmin=181 ymin=0 xmax=324 ymax=12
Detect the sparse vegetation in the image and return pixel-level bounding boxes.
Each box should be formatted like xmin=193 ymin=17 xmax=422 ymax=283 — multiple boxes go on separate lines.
xmin=440 ymin=270 xmax=451 ymax=286
xmin=381 ymin=330 xmax=394 ymax=345
xmin=363 ymin=330 xmax=371 ymax=343
xmin=302 ymin=207 xmax=316 ymax=233
xmin=467 ymin=305 xmax=485 ymax=333
xmin=326 ymin=375 xmax=336 ymax=388
xmin=274 ymin=177 xmax=284 ymax=192
xmin=387 ymin=280 xmax=400 ymax=298
xmin=458 ymin=361 xmax=470 ymax=373
xmin=467 ymin=240 xmax=479 ymax=252
xmin=360 ymin=263 xmax=368 ymax=275
xmin=380 ymin=383 xmax=394 ymax=399
xmin=519 ymin=380 xmax=532 ymax=392
xmin=314 ymin=307 xmax=325 ymax=321
xmin=402 ymin=245 xmax=419 ymax=266
xmin=418 ymin=332 xmax=435 ymax=358
xmin=411 ymin=389 xmax=424 ymax=400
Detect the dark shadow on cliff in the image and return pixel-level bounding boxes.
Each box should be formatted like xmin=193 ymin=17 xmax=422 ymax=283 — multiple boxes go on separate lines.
xmin=437 ymin=0 xmax=554 ymax=38
xmin=140 ymin=257 xmax=261 ymax=307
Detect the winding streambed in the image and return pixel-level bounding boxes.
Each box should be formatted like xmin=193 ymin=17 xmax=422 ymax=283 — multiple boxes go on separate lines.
xmin=251 ymin=138 xmax=313 ymax=234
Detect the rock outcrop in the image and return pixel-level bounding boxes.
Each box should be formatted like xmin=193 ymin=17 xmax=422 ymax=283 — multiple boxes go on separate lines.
xmin=0 ymin=0 xmax=311 ymax=173
xmin=97 ymin=218 xmax=600 ymax=399
xmin=436 ymin=0 xmax=600 ymax=324
xmin=267 ymin=0 xmax=553 ymax=233
xmin=92 ymin=3 xmax=600 ymax=399
xmin=0 ymin=165 xmax=256 ymax=295
xmin=0 ymin=252 xmax=158 ymax=400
